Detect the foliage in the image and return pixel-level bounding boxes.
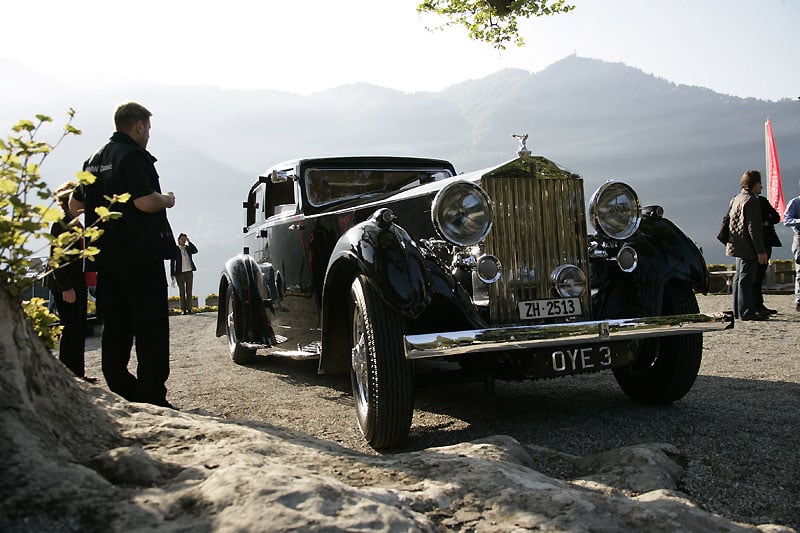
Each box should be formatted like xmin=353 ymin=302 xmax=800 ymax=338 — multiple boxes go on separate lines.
xmin=0 ymin=112 xmax=128 ymax=343
xmin=168 ymin=305 xmax=217 ymax=316
xmin=417 ymin=0 xmax=574 ymax=49
xmin=22 ymin=297 xmax=61 ymax=349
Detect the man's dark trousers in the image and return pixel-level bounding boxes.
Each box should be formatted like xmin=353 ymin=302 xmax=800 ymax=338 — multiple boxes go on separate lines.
xmin=52 ymin=288 xmax=87 ymax=377
xmin=97 ymin=260 xmax=170 ymax=406
xmin=733 ymin=257 xmax=759 ymax=319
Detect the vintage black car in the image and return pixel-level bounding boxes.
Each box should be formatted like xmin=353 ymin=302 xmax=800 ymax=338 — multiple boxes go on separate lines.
xmin=217 ymin=141 xmax=733 ymax=449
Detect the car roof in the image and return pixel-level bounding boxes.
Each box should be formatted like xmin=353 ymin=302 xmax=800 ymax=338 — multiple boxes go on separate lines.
xmin=261 ymin=155 xmax=457 ymax=178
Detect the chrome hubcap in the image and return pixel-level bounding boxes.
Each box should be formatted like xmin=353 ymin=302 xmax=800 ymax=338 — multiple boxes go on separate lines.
xmin=226 ymin=291 xmax=236 ymax=352
xmin=351 ymin=305 xmax=368 ymax=414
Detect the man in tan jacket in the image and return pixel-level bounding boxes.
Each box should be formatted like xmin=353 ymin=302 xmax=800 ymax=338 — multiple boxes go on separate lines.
xmin=726 ymin=170 xmax=768 ymax=321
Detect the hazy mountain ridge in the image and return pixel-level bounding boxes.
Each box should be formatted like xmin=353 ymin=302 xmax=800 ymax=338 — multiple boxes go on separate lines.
xmin=4 ymin=55 xmax=799 ymax=300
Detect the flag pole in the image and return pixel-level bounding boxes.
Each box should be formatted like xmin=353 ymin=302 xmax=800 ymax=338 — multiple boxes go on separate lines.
xmin=764 ymin=118 xmax=770 ymax=201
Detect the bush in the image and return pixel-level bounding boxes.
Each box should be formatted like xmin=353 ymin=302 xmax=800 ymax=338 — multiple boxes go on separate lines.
xmin=22 ymin=297 xmax=61 ymax=349
xmin=1 ymin=112 xmax=127 ymax=344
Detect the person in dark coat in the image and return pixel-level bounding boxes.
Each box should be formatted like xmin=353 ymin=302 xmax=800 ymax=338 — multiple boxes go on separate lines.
xmin=726 ymin=170 xmax=769 ymax=321
xmin=170 ymin=233 xmax=198 ymax=314
xmin=70 ymin=102 xmax=177 ymax=408
xmin=47 ymin=181 xmax=93 ymax=381
xmin=753 ymin=194 xmax=782 ymax=315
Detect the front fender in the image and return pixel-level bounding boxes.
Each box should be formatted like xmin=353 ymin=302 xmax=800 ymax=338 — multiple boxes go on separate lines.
xmin=216 ymin=254 xmax=274 ymax=345
xmin=317 ymin=209 xmax=432 ymax=375
xmin=326 ymin=209 xmax=432 ymax=317
xmin=592 ymin=215 xmax=708 ymax=318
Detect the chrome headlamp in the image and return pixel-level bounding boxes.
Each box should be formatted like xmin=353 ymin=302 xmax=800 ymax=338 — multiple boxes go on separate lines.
xmin=432 ymin=181 xmax=493 ymax=246
xmin=588 ymin=181 xmax=642 ymax=240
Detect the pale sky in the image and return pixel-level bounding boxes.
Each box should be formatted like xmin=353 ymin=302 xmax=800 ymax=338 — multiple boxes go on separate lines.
xmin=3 ymin=0 xmax=799 ymax=100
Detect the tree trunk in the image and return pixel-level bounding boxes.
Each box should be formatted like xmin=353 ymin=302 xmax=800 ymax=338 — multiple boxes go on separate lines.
xmin=0 ymin=285 xmax=120 ymax=528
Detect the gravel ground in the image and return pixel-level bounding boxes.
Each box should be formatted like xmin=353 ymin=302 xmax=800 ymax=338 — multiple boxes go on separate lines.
xmin=82 ymin=293 xmax=800 ymax=530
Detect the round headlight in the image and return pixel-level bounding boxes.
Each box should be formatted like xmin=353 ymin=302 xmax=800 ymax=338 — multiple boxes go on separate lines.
xmin=588 ymin=181 xmax=642 ymax=240
xmin=432 ymin=181 xmax=492 ymax=246
xmin=550 ymin=264 xmax=587 ymax=298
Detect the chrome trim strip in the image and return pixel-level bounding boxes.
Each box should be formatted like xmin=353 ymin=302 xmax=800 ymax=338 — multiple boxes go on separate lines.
xmin=403 ymin=312 xmax=734 ymax=359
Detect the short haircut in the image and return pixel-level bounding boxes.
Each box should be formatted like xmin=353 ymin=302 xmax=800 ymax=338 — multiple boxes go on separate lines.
xmin=740 ymin=169 xmax=762 ymax=191
xmin=114 ymin=102 xmax=152 ymax=131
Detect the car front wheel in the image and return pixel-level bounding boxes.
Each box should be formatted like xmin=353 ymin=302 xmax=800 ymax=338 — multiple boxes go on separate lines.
xmin=613 ymin=281 xmax=703 ymax=404
xmin=226 ymin=284 xmax=256 ymax=365
xmin=350 ymin=275 xmax=414 ymax=449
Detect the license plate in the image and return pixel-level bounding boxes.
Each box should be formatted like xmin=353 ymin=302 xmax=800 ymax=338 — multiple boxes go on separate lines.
xmin=518 ymin=297 xmax=581 ymax=319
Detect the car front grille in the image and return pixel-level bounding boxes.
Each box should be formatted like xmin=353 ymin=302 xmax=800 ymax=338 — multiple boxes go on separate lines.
xmin=481 ymin=158 xmax=590 ymax=325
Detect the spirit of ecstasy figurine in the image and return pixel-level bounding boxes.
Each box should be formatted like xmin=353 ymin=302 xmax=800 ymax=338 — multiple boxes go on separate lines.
xmin=512 ymin=133 xmax=530 ymax=157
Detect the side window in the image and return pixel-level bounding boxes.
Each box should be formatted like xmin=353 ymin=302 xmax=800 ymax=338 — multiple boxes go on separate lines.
xmin=265 ymin=179 xmax=296 ymax=218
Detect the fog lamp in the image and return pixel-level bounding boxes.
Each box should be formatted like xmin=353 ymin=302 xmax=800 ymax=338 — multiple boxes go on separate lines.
xmin=550 ymin=264 xmax=587 ymax=298
xmin=616 ymin=245 xmax=638 ymax=273
xmin=476 ymin=254 xmax=501 ymax=283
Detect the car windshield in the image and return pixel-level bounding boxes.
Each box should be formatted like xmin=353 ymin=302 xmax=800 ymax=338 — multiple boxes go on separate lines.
xmin=305 ymin=168 xmax=452 ymax=207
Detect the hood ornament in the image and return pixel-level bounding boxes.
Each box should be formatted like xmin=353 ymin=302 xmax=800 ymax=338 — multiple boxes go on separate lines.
xmin=512 ymin=133 xmax=530 ymax=157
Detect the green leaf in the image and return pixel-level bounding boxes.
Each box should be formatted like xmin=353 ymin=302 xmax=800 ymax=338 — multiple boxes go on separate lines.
xmin=0 ymin=177 xmax=18 ymax=194
xmin=75 ymin=170 xmax=96 ymax=185
xmin=35 ymin=205 xmax=63 ymax=223
xmin=13 ymin=120 xmax=35 ymax=132
xmin=113 ymin=192 xmax=131 ymax=204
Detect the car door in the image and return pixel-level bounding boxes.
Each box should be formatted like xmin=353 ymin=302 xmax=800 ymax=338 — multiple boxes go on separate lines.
xmin=261 ymin=177 xmax=320 ymax=356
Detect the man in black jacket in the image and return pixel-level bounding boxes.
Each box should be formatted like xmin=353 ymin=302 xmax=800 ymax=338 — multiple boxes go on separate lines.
xmin=70 ymin=102 xmax=177 ymax=407
xmin=48 ymin=181 xmax=90 ymax=380
xmin=753 ymin=193 xmax=782 ymax=315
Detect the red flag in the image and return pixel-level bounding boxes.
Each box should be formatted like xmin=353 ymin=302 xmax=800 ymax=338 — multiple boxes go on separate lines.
xmin=765 ymin=119 xmax=786 ymax=220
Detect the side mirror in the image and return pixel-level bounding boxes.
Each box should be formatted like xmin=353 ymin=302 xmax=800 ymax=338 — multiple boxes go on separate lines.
xmin=270 ymin=170 xmax=289 ymax=183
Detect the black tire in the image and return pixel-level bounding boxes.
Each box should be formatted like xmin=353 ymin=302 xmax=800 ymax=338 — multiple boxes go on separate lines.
xmin=613 ymin=281 xmax=703 ymax=404
xmin=350 ymin=275 xmax=414 ymax=449
xmin=226 ymin=284 xmax=256 ymax=365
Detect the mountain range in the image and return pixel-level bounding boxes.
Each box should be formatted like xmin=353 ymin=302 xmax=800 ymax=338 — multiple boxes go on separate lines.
xmin=4 ymin=55 xmax=799 ymax=301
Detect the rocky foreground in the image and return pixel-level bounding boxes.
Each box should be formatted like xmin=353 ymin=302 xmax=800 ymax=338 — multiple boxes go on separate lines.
xmin=1 ymin=287 xmax=797 ymax=532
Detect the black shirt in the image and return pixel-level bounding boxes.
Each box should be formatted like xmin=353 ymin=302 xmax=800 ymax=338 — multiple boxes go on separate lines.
xmin=75 ymin=132 xmax=176 ymax=272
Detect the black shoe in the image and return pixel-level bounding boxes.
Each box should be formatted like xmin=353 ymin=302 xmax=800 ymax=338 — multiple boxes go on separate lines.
xmin=796 ymin=303 xmax=800 ymax=312
xmin=82 ymin=376 xmax=98 ymax=384
xmin=741 ymin=314 xmax=769 ymax=321
xmin=758 ymin=307 xmax=778 ymax=315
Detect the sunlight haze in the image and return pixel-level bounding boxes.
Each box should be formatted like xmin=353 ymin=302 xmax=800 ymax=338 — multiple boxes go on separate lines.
xmin=3 ymin=0 xmax=799 ymax=100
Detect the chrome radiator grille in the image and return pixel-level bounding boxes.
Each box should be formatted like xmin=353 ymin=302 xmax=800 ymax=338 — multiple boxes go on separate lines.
xmin=481 ymin=164 xmax=590 ymax=325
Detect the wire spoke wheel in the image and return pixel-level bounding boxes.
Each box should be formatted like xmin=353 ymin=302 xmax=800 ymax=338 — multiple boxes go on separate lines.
xmin=349 ymin=275 xmax=414 ymax=449
xmin=226 ymin=284 xmax=256 ymax=364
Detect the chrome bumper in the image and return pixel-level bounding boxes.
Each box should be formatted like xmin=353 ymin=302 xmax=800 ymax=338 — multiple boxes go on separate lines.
xmin=403 ymin=312 xmax=734 ymax=360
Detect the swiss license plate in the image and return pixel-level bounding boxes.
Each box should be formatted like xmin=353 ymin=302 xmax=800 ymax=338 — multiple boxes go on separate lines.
xmin=518 ymin=297 xmax=581 ymax=319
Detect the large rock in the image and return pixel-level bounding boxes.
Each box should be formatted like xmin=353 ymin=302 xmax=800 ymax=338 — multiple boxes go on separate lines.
xmin=0 ymin=288 xmax=791 ymax=532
